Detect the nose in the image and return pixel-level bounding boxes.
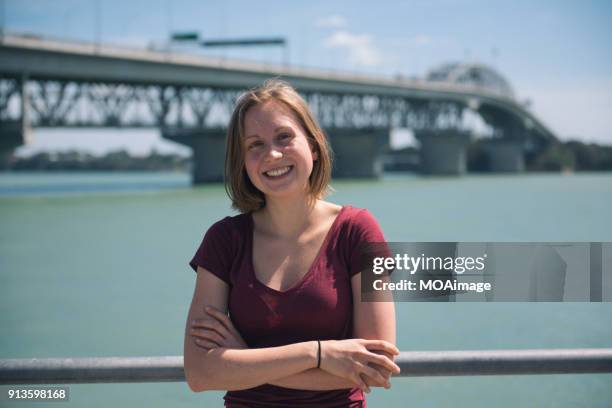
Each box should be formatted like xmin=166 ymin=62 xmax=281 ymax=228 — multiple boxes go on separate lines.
xmin=264 ymin=146 xmax=283 ymax=161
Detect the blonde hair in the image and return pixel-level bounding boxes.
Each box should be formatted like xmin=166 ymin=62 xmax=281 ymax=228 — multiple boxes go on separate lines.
xmin=225 ymin=79 xmax=333 ymax=213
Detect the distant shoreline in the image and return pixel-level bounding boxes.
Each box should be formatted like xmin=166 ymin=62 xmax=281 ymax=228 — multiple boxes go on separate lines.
xmin=4 ymin=139 xmax=612 ymax=173
xmin=4 ymin=149 xmax=191 ymax=172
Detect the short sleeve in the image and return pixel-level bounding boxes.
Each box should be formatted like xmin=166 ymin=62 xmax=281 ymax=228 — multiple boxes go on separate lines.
xmin=347 ymin=209 xmax=391 ymax=277
xmin=189 ymin=217 xmax=233 ymax=285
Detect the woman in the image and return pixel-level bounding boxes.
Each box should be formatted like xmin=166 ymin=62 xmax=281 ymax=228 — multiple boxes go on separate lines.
xmin=184 ymin=79 xmax=399 ymax=407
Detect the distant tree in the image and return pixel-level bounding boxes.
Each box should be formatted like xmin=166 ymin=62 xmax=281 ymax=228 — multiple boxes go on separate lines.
xmin=530 ymin=143 xmax=576 ymax=172
xmin=6 ymin=149 xmax=190 ymax=172
xmin=565 ymin=141 xmax=612 ymax=170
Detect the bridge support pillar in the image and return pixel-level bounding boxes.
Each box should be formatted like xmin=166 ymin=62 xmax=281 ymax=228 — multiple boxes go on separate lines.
xmin=484 ymin=139 xmax=525 ymax=172
xmin=0 ymin=120 xmax=29 ymax=169
xmin=162 ymin=128 xmax=226 ymax=184
xmin=416 ymin=130 xmax=471 ymax=175
xmin=328 ymin=128 xmax=388 ymax=179
xmin=1 ymin=78 xmax=30 ymax=168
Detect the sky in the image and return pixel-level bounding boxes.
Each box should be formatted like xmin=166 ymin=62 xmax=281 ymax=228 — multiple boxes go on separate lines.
xmin=3 ymin=0 xmax=612 ymax=156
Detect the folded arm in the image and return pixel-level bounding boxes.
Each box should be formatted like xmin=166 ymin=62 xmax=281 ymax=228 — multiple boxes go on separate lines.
xmin=185 ymin=268 xmax=399 ymax=392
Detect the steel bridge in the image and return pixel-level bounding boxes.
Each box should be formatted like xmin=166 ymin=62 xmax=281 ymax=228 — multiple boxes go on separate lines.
xmin=0 ymin=34 xmax=557 ymax=182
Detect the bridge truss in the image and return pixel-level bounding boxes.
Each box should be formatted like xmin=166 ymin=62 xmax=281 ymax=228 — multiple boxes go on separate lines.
xmin=0 ymin=75 xmax=529 ymax=141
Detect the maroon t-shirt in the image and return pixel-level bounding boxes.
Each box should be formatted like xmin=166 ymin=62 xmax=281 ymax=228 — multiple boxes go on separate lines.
xmin=189 ymin=205 xmax=387 ymax=407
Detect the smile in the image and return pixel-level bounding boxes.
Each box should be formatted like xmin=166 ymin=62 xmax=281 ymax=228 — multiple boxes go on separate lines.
xmin=263 ymin=165 xmax=293 ymax=178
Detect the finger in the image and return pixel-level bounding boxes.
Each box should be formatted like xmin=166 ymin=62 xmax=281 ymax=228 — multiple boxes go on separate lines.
xmin=367 ymin=361 xmax=392 ymax=380
xmin=202 ymin=306 xmax=244 ymax=341
xmin=194 ymin=338 xmax=219 ymax=349
xmin=191 ymin=317 xmax=220 ymax=329
xmin=363 ymin=340 xmax=400 ymax=356
xmin=358 ymin=363 xmax=387 ymax=387
xmin=191 ymin=328 xmax=224 ymax=345
xmin=366 ymin=352 xmax=401 ymax=375
xmin=191 ymin=318 xmax=231 ymax=339
xmin=370 ymin=349 xmax=394 ymax=361
xmin=370 ymin=364 xmax=391 ymax=380
xmin=206 ymin=309 xmax=245 ymax=345
xmin=368 ymin=364 xmax=391 ymax=389
xmin=361 ymin=372 xmax=391 ymax=389
xmin=205 ymin=306 xmax=236 ymax=333
xmin=369 ymin=350 xmax=396 ymax=372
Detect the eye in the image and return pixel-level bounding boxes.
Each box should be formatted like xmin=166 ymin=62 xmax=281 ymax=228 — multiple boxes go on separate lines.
xmin=278 ymin=133 xmax=293 ymax=143
xmin=247 ymin=140 xmax=264 ymax=151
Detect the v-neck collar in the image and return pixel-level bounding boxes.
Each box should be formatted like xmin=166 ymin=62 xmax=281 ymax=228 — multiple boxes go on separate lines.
xmin=247 ymin=205 xmax=348 ymax=295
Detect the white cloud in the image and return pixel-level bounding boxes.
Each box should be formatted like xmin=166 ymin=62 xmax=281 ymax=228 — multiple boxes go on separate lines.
xmin=324 ymin=31 xmax=382 ymax=67
xmin=316 ymin=15 xmax=348 ymax=29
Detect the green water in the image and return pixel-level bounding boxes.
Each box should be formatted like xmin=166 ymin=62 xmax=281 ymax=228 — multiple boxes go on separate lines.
xmin=1 ymin=172 xmax=611 ymax=407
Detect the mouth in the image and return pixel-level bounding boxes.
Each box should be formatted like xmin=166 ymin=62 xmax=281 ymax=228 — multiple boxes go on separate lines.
xmin=263 ymin=165 xmax=293 ymax=179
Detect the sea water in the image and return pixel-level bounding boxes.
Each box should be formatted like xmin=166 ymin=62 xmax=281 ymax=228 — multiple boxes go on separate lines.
xmin=1 ymin=171 xmax=611 ymax=407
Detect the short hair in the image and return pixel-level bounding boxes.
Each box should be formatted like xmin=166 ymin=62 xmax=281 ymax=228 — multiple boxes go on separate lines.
xmin=225 ymin=79 xmax=333 ymax=213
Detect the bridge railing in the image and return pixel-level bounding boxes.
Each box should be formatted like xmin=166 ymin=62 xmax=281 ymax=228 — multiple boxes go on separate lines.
xmin=1 ymin=349 xmax=612 ymax=385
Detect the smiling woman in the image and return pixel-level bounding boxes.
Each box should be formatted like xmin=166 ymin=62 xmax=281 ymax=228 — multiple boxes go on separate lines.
xmin=184 ymin=79 xmax=399 ymax=407
xmin=241 ymin=101 xmax=317 ymax=201
xmin=224 ymin=80 xmax=333 ymax=214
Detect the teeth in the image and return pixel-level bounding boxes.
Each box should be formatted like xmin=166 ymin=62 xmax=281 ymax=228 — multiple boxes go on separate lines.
xmin=265 ymin=166 xmax=291 ymax=177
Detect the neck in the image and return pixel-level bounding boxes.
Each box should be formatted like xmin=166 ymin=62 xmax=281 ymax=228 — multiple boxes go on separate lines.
xmin=258 ymin=195 xmax=319 ymax=239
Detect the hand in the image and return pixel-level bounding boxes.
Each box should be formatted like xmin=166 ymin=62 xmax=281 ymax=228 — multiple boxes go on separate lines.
xmin=319 ymin=339 xmax=400 ymax=394
xmin=362 ymin=349 xmax=394 ymax=389
xmin=356 ymin=347 xmax=397 ymax=392
xmin=190 ymin=306 xmax=248 ymax=350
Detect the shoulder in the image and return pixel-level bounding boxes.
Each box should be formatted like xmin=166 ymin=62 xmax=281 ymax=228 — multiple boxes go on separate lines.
xmin=189 ymin=212 xmax=250 ymax=276
xmin=206 ymin=212 xmax=250 ymax=237
xmin=198 ymin=212 xmax=250 ymax=252
xmin=336 ymin=206 xmax=387 ymax=276
xmin=340 ymin=205 xmax=383 ymax=233
xmin=326 ymin=204 xmax=387 ymax=249
xmin=316 ymin=201 xmax=373 ymax=224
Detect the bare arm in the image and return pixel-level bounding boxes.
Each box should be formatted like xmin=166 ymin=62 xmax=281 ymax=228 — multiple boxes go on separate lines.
xmin=351 ymin=271 xmax=396 ymax=346
xmin=268 ymin=368 xmax=356 ymax=391
xmin=185 ymin=267 xmax=398 ymax=392
xmin=192 ymin=305 xmax=399 ymax=392
xmin=184 ymin=267 xmax=318 ymax=392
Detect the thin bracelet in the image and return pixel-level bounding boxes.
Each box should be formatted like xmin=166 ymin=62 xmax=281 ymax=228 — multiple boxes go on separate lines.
xmin=316 ymin=340 xmax=321 ymax=369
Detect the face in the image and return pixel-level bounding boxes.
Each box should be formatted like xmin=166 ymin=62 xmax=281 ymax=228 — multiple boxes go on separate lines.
xmin=242 ymin=100 xmax=318 ymax=201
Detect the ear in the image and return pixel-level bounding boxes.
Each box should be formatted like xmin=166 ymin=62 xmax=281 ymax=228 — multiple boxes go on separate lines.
xmin=308 ymin=137 xmax=319 ymax=161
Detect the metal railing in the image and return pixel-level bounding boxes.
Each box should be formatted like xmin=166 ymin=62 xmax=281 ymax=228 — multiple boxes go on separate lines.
xmin=2 ymin=349 xmax=612 ymax=385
